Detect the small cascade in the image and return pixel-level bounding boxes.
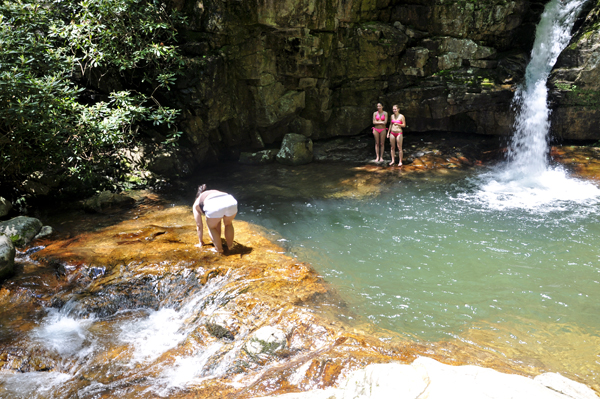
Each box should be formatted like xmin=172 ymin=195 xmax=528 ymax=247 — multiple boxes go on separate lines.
xmin=0 ymin=271 xmax=245 ymax=398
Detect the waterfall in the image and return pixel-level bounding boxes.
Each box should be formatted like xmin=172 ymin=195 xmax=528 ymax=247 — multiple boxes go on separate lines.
xmin=507 ymin=0 xmax=588 ymax=174
xmin=470 ymin=0 xmax=600 ymax=211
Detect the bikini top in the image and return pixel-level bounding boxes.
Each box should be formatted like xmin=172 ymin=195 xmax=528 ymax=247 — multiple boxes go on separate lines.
xmin=375 ymin=112 xmax=385 ymax=121
xmin=391 ymin=116 xmax=403 ymax=125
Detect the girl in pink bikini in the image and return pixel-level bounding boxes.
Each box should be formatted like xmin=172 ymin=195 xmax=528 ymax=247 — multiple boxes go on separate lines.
xmin=387 ymin=104 xmax=406 ymax=166
xmin=372 ymin=103 xmax=388 ymax=162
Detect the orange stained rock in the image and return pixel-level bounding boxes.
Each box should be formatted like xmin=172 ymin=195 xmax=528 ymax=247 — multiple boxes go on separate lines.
xmin=2 ymin=190 xmax=580 ymax=399
xmin=550 ymin=145 xmax=600 ymax=181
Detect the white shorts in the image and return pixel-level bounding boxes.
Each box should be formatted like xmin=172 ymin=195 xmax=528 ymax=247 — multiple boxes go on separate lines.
xmin=203 ymin=194 xmax=238 ymax=219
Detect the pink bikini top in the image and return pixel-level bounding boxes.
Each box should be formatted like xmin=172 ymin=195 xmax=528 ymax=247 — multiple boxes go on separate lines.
xmin=375 ymin=112 xmax=385 ymax=121
xmin=391 ymin=115 xmax=403 ymax=125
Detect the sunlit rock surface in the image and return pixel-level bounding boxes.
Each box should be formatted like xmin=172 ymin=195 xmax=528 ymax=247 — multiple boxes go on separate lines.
xmin=2 ymin=142 xmax=600 ymax=398
xmin=252 ymin=357 xmax=597 ymax=399
xmin=551 ymin=146 xmax=600 ymax=180
xmin=0 ymin=199 xmax=426 ymax=398
xmin=0 ymin=193 xmax=538 ymax=398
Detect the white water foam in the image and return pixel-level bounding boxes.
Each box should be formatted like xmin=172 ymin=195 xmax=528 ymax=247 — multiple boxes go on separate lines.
xmin=32 ymin=307 xmax=95 ymax=358
xmin=152 ymin=341 xmax=225 ymax=396
xmin=118 ymin=272 xmax=233 ymax=367
xmin=474 ymin=0 xmax=600 ymax=210
xmin=0 ymin=371 xmax=72 ymax=399
xmin=118 ymin=308 xmax=189 ymax=365
xmin=471 ymin=166 xmax=600 ymax=212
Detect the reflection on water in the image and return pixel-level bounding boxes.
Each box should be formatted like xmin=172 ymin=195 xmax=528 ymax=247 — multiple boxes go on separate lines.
xmin=238 ymin=166 xmax=600 ymax=386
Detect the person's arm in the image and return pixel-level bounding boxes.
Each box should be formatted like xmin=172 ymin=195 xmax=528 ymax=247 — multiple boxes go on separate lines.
xmin=401 ymin=114 xmax=406 ymax=128
xmin=372 ymin=112 xmax=378 ymax=125
xmin=193 ymin=202 xmax=204 ymax=246
xmin=386 ymin=112 xmax=391 ymax=136
xmin=387 ymin=117 xmax=390 ymax=138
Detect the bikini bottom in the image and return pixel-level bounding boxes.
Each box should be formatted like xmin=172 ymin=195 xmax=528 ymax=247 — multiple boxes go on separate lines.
xmin=372 ymin=127 xmax=386 ymax=134
xmin=204 ymin=194 xmax=238 ymax=219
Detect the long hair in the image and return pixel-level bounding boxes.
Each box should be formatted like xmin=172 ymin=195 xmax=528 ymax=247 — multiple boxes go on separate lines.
xmin=196 ymin=184 xmax=207 ymax=199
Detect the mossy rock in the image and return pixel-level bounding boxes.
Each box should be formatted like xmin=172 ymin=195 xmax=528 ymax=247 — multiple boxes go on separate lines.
xmin=0 ymin=216 xmax=43 ymax=248
xmin=205 ymin=323 xmax=235 ymax=341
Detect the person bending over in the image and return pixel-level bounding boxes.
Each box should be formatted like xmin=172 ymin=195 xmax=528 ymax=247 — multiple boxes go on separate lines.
xmin=193 ymin=184 xmax=238 ymax=253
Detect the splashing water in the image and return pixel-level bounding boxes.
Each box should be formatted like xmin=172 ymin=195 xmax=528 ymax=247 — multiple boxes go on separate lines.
xmin=508 ymin=0 xmax=588 ymax=173
xmin=477 ymin=0 xmax=600 ymax=209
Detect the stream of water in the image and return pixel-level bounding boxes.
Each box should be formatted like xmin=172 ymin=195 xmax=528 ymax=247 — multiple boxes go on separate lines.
xmin=1 ymin=0 xmax=599 ymax=397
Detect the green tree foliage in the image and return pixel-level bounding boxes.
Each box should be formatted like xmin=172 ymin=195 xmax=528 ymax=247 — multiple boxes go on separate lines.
xmin=0 ymin=0 xmax=185 ymax=197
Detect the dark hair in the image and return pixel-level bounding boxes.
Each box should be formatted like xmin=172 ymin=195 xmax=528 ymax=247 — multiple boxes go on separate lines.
xmin=196 ymin=184 xmax=207 ymax=199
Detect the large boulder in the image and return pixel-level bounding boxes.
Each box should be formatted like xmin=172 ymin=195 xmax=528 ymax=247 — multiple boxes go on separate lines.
xmin=0 ymin=216 xmax=43 ymax=247
xmin=80 ymin=191 xmax=135 ymax=213
xmin=0 ymin=197 xmax=11 ymax=218
xmin=276 ymin=134 xmax=313 ymax=166
xmin=0 ymin=235 xmax=15 ymax=280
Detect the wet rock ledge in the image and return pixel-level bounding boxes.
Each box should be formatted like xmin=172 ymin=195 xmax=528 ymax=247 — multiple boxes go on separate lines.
xmin=0 ymin=192 xmax=597 ymax=398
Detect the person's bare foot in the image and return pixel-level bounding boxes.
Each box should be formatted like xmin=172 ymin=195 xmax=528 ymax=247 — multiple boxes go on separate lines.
xmin=389 ymin=161 xmax=395 ymax=166
xmin=398 ymin=162 xmax=402 ymax=167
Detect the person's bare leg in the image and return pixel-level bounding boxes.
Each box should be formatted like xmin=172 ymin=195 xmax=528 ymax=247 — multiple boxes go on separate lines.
xmin=378 ymin=131 xmax=386 ymax=162
xmin=389 ymin=135 xmax=396 ymax=165
xmin=223 ymin=214 xmax=236 ymax=249
xmin=206 ymin=217 xmax=224 ymax=252
xmin=373 ymin=131 xmax=381 ymax=162
xmin=398 ymin=135 xmax=404 ymax=166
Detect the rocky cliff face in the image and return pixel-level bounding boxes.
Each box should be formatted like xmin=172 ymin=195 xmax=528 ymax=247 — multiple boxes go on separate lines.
xmin=168 ymin=0 xmax=552 ymax=166
xmin=549 ymin=0 xmax=600 ymax=141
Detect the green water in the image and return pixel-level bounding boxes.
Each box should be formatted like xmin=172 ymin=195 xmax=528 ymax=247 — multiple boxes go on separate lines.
xmin=236 ymin=168 xmax=600 ymax=384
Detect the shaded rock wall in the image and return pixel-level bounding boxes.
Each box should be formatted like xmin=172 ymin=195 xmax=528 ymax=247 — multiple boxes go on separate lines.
xmin=549 ymin=0 xmax=600 ymax=141
xmin=168 ymin=0 xmax=552 ymax=165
